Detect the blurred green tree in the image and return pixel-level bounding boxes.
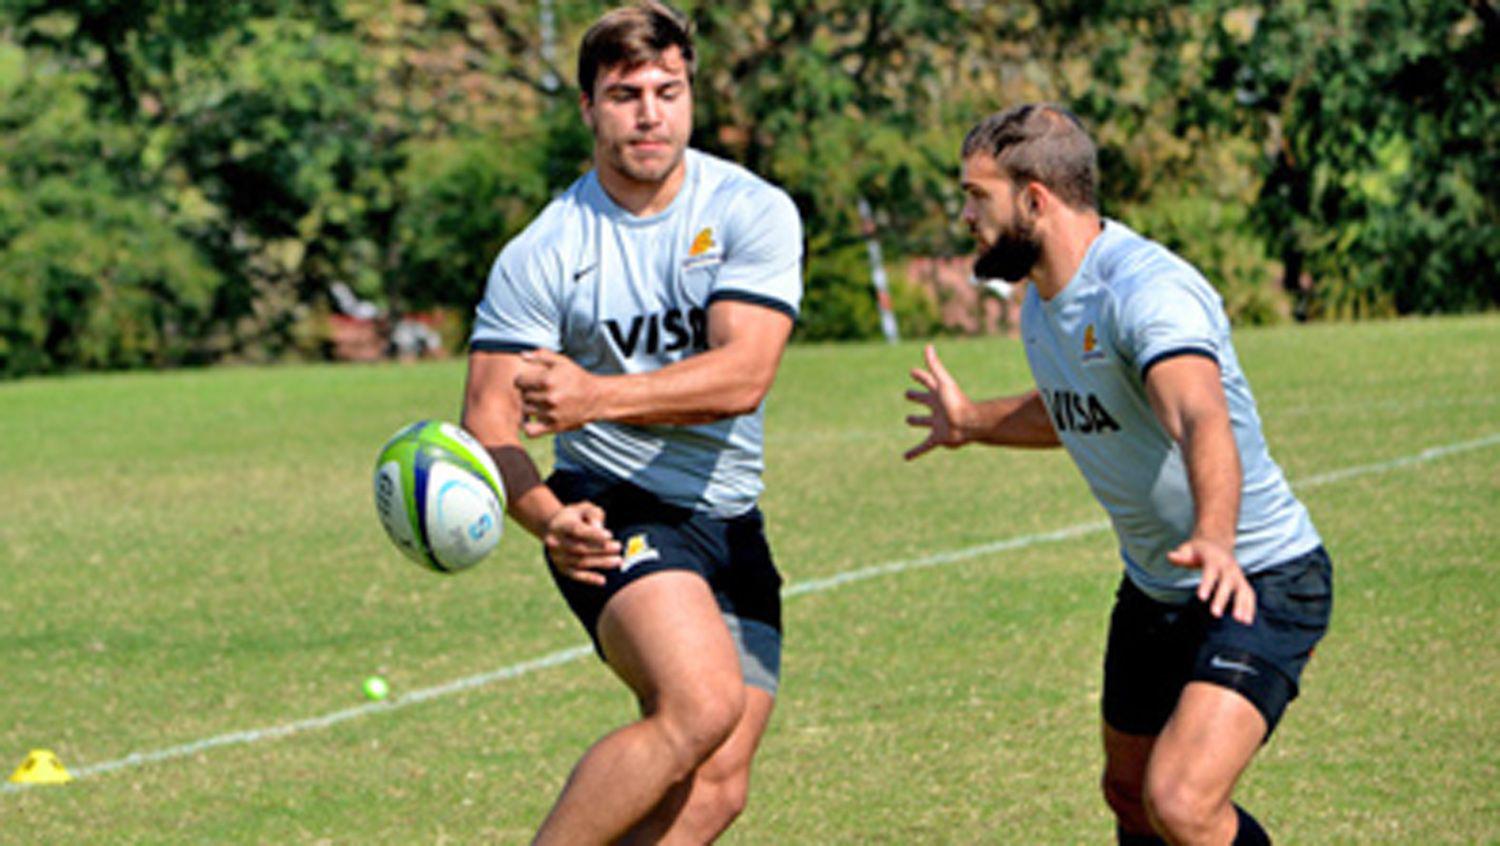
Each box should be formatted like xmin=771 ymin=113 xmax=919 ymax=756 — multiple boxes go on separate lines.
xmin=0 ymin=0 xmax=1493 ymax=375
xmin=686 ymin=0 xmax=976 ymax=339
xmin=1213 ymin=0 xmax=1499 ymax=317
xmin=0 ymin=36 xmax=217 ymax=374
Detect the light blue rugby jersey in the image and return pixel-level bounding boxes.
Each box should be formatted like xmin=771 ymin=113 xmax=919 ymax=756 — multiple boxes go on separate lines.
xmin=470 ymin=149 xmax=803 ymax=517
xmin=1021 ymin=220 xmax=1320 ymax=603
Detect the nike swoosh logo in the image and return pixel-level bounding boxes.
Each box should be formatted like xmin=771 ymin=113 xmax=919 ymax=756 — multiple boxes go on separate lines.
xmin=1209 ymin=655 xmax=1258 ymax=676
xmin=572 ymin=264 xmax=597 ymax=282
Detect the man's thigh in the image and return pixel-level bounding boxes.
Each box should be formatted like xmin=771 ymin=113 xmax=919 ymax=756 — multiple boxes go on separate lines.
xmin=544 ymin=471 xmax=786 ymax=697
xmin=1146 ymin=681 xmax=1265 ymax=806
xmin=598 ymin=570 xmax=744 ymax=708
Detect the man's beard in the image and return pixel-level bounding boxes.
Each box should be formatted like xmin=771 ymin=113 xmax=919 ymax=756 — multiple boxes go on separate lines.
xmin=612 ymin=139 xmax=685 ymax=185
xmin=973 ymin=220 xmax=1042 ymax=283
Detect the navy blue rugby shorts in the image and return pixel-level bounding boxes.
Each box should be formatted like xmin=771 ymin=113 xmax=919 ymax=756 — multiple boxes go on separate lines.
xmin=1102 ymin=545 xmax=1333 ymax=738
xmin=543 ymin=470 xmax=784 ymax=693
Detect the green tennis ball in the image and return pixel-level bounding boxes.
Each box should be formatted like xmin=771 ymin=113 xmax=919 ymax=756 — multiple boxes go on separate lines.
xmin=362 ymin=675 xmax=390 ymax=702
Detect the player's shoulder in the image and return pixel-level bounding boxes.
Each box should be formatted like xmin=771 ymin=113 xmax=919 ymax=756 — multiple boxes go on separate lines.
xmin=1093 ymin=220 xmax=1214 ymax=305
xmin=690 ymin=149 xmax=799 ymax=219
xmin=494 ymin=176 xmax=597 ymax=279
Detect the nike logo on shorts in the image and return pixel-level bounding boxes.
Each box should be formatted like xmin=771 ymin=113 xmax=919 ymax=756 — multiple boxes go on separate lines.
xmin=1209 ymin=655 xmax=1258 ymax=675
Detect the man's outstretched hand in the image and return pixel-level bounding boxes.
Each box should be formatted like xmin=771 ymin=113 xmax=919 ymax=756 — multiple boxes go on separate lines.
xmin=904 ymin=344 xmax=974 ymax=461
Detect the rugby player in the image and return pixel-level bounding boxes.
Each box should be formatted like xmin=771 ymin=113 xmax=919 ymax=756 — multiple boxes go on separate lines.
xmin=904 ymin=104 xmax=1332 ymax=846
xmin=462 ymin=3 xmax=802 ymax=842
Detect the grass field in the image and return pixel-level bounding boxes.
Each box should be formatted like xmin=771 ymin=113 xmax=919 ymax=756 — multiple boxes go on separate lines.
xmin=1 ymin=315 xmax=1497 ymax=843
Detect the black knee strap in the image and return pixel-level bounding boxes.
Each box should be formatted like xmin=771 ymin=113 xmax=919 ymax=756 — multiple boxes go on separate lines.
xmin=1233 ymin=804 xmax=1271 ymax=846
xmin=1116 ymin=825 xmax=1168 ymax=846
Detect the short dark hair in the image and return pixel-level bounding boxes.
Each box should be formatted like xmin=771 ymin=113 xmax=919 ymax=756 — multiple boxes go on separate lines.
xmin=961 ymin=104 xmax=1098 ymax=211
xmin=577 ymin=2 xmax=696 ymax=99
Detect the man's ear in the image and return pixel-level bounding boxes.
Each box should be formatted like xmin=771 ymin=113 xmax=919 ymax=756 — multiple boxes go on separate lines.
xmin=578 ymin=93 xmax=594 ymax=130
xmin=1024 ymin=181 xmax=1044 ymax=215
xmin=1012 ymin=181 xmax=1038 ymax=222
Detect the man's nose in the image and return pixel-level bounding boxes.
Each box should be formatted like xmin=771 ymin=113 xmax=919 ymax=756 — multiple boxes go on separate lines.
xmin=637 ymin=93 xmax=662 ymax=125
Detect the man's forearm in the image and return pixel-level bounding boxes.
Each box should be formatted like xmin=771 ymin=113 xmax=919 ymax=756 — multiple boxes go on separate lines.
xmin=967 ymin=390 xmax=1062 ymax=448
xmin=597 ymin=343 xmax=780 ymax=426
xmin=1181 ymin=414 xmax=1241 ymax=546
xmin=485 ymin=443 xmax=562 ymax=540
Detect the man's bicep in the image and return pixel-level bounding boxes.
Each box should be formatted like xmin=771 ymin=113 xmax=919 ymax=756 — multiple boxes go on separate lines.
xmin=706 ymin=298 xmax=793 ymax=353
xmin=1144 ymin=353 xmax=1227 ymax=441
xmin=705 ymin=299 xmax=794 ymax=391
xmin=462 ymin=350 xmax=528 ymax=444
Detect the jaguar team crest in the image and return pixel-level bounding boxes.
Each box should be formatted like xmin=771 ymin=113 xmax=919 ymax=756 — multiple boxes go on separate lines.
xmin=683 ymin=226 xmax=722 ymax=271
xmin=1082 ymin=323 xmax=1106 ymax=362
xmin=689 ymin=227 xmax=716 ymax=257
xmin=622 ymin=533 xmax=661 ymax=571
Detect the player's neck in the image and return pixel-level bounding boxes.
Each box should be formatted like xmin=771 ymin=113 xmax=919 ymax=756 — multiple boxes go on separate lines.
xmin=595 ymin=157 xmax=689 ymax=217
xmin=1031 ymin=210 xmax=1104 ymax=300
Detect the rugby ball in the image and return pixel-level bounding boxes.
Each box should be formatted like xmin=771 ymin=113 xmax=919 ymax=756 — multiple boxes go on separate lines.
xmin=373 ymin=420 xmax=506 ymax=573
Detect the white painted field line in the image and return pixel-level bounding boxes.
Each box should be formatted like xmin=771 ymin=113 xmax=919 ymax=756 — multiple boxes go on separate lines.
xmin=783 ymin=431 xmax=1500 ymax=598
xmin=781 ymin=520 xmax=1109 ymax=598
xmin=1289 ymin=432 xmax=1500 ymax=488
xmin=63 ymin=645 xmax=596 ymax=783
xmin=5 ymin=432 xmax=1496 ymax=794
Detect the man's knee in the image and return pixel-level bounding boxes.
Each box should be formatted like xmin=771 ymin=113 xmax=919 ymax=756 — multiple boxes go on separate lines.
xmin=652 ymin=683 xmax=745 ymax=778
xmin=1143 ymin=773 xmax=1218 ymax=842
xmin=694 ymin=768 xmax=751 ymax=828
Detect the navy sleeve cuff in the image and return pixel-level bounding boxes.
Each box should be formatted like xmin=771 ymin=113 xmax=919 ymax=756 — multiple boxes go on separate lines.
xmin=469 ymin=340 xmax=535 ymax=354
xmin=1140 ymin=347 xmax=1218 ymax=379
xmin=707 ymin=290 xmax=800 ymax=321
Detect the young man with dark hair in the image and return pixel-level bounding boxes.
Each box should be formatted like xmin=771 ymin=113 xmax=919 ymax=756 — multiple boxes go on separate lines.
xmin=905 ymin=103 xmax=1332 ymax=845
xmin=462 ymin=3 xmax=802 ymax=843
